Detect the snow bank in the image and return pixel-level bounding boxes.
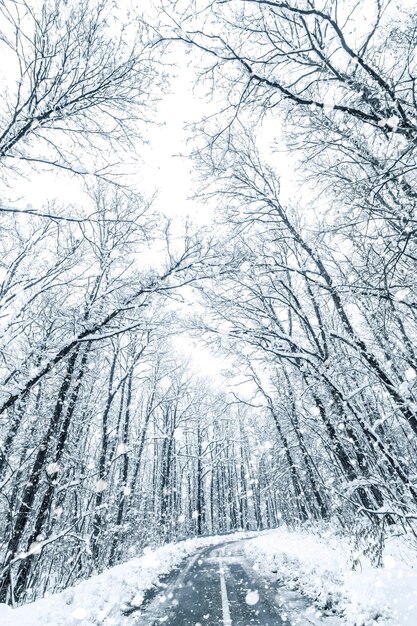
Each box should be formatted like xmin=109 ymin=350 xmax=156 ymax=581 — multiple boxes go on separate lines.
xmin=5 ymin=527 xmax=416 ymax=626
xmin=242 ymin=527 xmax=417 ymax=626
xmin=2 ymin=531 xmax=255 ymax=626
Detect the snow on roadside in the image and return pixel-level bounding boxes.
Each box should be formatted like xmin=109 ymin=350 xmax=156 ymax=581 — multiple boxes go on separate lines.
xmin=242 ymin=527 xmax=417 ymax=626
xmin=0 ymin=531 xmax=256 ymax=626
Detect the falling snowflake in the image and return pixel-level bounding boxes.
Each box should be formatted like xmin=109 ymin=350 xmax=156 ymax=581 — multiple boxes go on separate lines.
xmin=46 ymin=462 xmax=60 ymax=476
xmin=95 ymin=479 xmax=107 ymax=493
xmin=245 ymin=590 xmax=259 ymax=605
xmin=116 ymin=443 xmax=128 ymax=455
xmin=405 ymin=368 xmax=416 ymax=381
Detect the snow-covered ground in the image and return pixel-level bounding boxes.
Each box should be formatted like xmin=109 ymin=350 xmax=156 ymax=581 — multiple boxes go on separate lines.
xmin=0 ymin=531 xmax=256 ymax=626
xmin=242 ymin=528 xmax=417 ymax=626
xmin=2 ymin=526 xmax=417 ymax=626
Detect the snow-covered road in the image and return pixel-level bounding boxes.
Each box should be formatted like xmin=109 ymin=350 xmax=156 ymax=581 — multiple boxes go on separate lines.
xmin=5 ymin=528 xmax=416 ymax=626
xmin=135 ymin=540 xmax=308 ymax=626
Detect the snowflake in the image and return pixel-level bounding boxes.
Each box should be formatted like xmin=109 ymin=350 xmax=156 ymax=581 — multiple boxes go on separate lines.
xmin=46 ymin=462 xmax=60 ymax=476
xmin=405 ymin=368 xmax=416 ymax=382
xmin=116 ymin=443 xmax=128 ymax=455
xmin=245 ymin=590 xmax=259 ymax=605
xmin=95 ymin=479 xmax=107 ymax=493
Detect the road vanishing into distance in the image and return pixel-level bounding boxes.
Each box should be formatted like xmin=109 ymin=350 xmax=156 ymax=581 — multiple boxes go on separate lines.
xmin=133 ymin=540 xmax=329 ymax=626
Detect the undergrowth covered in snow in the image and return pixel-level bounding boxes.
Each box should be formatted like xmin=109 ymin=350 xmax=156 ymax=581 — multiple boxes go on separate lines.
xmin=243 ymin=527 xmax=417 ymax=626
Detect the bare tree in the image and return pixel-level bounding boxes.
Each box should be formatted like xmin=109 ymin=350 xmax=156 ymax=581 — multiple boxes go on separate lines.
xmin=0 ymin=0 xmax=155 ymax=185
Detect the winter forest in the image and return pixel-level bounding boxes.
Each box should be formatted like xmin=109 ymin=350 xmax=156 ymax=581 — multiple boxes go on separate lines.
xmin=1 ymin=0 xmax=417 ymax=624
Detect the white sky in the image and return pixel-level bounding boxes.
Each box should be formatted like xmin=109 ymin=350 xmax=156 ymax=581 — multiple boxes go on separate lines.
xmin=139 ymin=66 xmax=210 ymax=224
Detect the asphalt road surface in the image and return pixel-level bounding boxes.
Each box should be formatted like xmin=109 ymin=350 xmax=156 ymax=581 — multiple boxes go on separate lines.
xmin=133 ymin=540 xmax=318 ymax=626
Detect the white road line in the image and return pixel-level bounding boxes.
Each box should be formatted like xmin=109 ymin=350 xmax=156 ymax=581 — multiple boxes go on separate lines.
xmin=219 ymin=553 xmax=232 ymax=626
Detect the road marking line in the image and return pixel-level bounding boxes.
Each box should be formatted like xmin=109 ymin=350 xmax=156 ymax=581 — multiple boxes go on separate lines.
xmin=219 ymin=553 xmax=232 ymax=626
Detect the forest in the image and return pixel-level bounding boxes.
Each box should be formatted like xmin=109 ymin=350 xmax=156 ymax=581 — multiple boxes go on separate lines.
xmin=0 ymin=0 xmax=417 ymax=618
